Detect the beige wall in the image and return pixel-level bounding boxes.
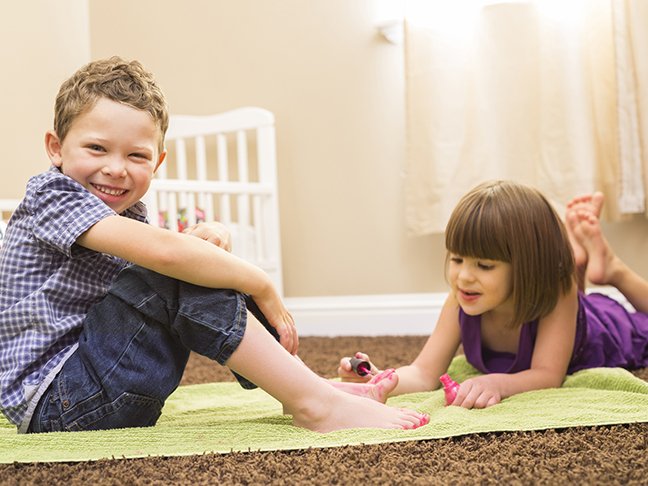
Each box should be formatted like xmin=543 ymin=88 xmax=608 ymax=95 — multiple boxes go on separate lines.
xmin=0 ymin=1 xmax=90 ymax=199
xmin=2 ymin=0 xmax=647 ymax=298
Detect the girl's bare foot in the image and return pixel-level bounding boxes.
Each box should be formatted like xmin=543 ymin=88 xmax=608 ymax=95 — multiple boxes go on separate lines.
xmin=568 ymin=209 xmax=620 ymax=286
xmin=566 ymin=192 xmax=604 ymax=216
xmin=330 ymin=368 xmax=398 ymax=403
xmin=565 ymin=192 xmax=604 ymax=287
xmin=565 ymin=193 xmax=604 ymax=263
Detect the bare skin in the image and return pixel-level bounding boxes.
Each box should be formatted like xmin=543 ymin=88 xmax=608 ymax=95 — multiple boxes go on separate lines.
xmin=290 ymin=354 xmax=398 ymax=403
xmin=566 ymin=193 xmax=648 ymax=314
xmin=337 ymin=189 xmax=646 ymax=410
xmin=565 ymin=192 xmax=604 ymax=290
xmin=50 ymin=96 xmax=429 ymax=434
xmin=226 ymin=317 xmax=429 ymax=433
xmin=329 ymin=368 xmax=398 ymax=403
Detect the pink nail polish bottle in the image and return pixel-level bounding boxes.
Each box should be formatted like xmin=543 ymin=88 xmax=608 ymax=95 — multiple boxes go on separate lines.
xmin=350 ymin=357 xmax=371 ymax=376
xmin=439 ymin=373 xmax=460 ymax=405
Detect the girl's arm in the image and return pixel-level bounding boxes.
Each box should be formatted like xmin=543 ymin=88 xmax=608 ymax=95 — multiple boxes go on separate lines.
xmin=389 ymin=294 xmax=462 ymax=396
xmin=455 ymin=285 xmax=579 ymax=408
xmin=77 ymin=215 xmax=297 ymax=353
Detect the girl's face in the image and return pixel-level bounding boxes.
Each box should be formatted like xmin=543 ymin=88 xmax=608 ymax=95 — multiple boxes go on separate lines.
xmin=45 ymin=97 xmax=166 ymax=214
xmin=448 ymin=254 xmax=514 ymax=316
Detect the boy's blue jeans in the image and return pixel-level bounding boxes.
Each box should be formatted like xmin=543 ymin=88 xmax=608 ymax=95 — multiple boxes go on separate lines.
xmin=28 ymin=265 xmax=278 ymax=433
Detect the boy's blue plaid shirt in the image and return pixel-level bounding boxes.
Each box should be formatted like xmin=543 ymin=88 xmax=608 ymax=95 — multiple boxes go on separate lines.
xmin=0 ymin=167 xmax=147 ymax=431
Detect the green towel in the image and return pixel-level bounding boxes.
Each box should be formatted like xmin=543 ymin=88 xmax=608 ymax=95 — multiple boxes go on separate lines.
xmin=1 ymin=356 xmax=647 ymax=463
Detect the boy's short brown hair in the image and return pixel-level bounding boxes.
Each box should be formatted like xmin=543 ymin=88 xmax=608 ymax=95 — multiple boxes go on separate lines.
xmin=53 ymin=56 xmax=168 ymax=152
xmin=445 ymin=180 xmax=575 ymax=327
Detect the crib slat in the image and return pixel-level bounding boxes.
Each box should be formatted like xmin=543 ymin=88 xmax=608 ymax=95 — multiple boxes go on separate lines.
xmin=186 ymin=194 xmax=196 ymax=228
xmin=236 ymin=130 xmax=250 ymax=258
xmin=175 ymin=139 xmax=189 ymax=218
xmin=252 ymin=195 xmax=263 ymax=262
xmin=236 ymin=130 xmax=249 ymax=183
xmin=256 ymin=122 xmax=283 ymax=292
xmin=194 ymin=135 xmax=213 ymax=222
xmin=217 ymin=133 xmax=231 ymax=225
xmin=146 ymin=192 xmax=160 ymax=227
xmin=195 ymin=136 xmax=207 ymax=180
xmin=167 ymin=192 xmax=178 ymax=232
xmin=176 ymin=139 xmax=188 ymax=180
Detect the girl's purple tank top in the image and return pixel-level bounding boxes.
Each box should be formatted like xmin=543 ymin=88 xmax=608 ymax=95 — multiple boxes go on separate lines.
xmin=459 ymin=292 xmax=648 ymax=374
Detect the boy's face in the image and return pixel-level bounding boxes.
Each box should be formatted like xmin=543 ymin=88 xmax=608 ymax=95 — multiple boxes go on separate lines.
xmin=45 ymin=97 xmax=166 ymax=214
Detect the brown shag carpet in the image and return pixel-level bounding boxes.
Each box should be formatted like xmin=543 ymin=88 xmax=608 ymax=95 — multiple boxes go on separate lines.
xmin=1 ymin=336 xmax=646 ymax=485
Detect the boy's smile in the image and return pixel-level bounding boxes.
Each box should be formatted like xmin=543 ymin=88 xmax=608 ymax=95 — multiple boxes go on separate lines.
xmin=45 ymin=97 xmax=165 ymax=214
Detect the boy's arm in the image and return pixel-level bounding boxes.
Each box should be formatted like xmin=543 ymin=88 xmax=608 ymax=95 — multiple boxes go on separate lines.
xmin=78 ymin=215 xmax=266 ymax=293
xmin=77 ymin=215 xmax=298 ymax=353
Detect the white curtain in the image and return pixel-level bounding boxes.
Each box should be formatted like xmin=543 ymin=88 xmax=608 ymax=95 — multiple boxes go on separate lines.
xmin=404 ymin=0 xmax=648 ymax=235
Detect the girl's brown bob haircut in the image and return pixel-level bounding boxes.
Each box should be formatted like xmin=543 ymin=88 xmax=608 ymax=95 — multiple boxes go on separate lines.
xmin=445 ymin=180 xmax=575 ymax=327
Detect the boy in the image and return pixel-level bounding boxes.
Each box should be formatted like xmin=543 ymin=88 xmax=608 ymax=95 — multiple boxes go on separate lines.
xmin=0 ymin=57 xmax=428 ymax=433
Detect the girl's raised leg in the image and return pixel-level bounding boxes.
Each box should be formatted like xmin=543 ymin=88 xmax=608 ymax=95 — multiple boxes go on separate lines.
xmin=567 ymin=203 xmax=648 ymax=314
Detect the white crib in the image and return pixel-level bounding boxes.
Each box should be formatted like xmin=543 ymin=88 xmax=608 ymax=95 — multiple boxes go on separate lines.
xmin=143 ymin=107 xmax=284 ymax=295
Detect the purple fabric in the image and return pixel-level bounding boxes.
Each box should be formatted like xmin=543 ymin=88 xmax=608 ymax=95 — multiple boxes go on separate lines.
xmin=460 ymin=292 xmax=648 ymax=374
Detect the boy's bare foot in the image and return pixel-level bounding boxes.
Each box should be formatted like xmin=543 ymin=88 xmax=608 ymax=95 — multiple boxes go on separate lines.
xmin=330 ymin=368 xmax=398 ymax=403
xmin=286 ymin=371 xmax=428 ymax=432
xmin=230 ymin=319 xmax=429 ymax=434
xmin=567 ymin=209 xmax=621 ymax=286
xmin=291 ymin=388 xmax=429 ymax=433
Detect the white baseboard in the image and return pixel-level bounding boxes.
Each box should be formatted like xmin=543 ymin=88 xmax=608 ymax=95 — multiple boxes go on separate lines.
xmin=285 ymin=293 xmax=446 ymax=336
xmin=285 ymin=286 xmax=628 ymax=337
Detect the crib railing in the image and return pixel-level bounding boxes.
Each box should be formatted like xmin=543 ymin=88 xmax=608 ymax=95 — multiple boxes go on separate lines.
xmin=144 ymin=107 xmax=284 ymax=296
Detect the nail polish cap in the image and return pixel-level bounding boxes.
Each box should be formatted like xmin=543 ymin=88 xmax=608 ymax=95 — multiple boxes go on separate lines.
xmin=350 ymin=357 xmax=371 ymax=376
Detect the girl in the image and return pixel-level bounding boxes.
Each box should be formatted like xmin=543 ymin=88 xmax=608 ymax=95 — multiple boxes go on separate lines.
xmin=338 ymin=181 xmax=648 ymax=409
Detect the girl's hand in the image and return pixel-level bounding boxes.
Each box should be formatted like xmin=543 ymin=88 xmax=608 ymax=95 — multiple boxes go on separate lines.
xmin=183 ymin=222 xmax=232 ymax=252
xmin=337 ymin=352 xmax=381 ymax=383
xmin=451 ymin=375 xmax=502 ymax=409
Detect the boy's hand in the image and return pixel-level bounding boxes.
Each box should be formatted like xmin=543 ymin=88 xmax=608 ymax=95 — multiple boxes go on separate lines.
xmin=451 ymin=375 xmax=501 ymax=409
xmin=274 ymin=310 xmax=298 ymax=355
xmin=182 ymin=222 xmax=232 ymax=252
xmin=337 ymin=352 xmax=380 ymax=383
xmin=252 ymin=285 xmax=299 ymax=355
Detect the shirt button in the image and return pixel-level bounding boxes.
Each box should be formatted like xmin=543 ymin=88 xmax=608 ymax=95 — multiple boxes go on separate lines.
xmin=62 ymin=399 xmax=70 ymax=410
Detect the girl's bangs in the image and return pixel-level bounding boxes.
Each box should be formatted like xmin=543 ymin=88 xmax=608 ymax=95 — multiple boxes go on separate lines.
xmin=445 ymin=199 xmax=512 ymax=262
